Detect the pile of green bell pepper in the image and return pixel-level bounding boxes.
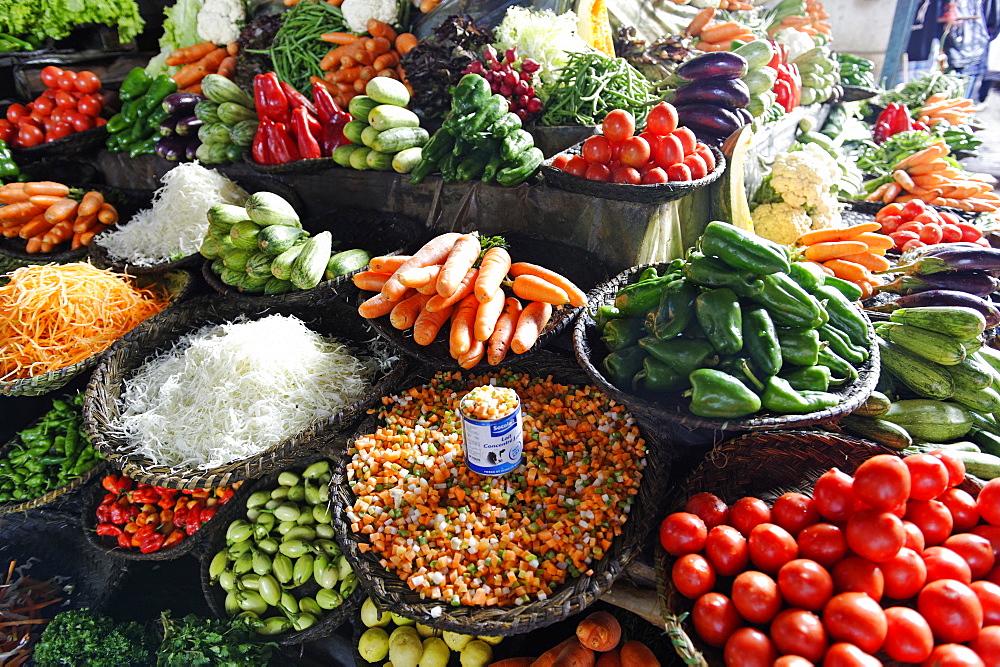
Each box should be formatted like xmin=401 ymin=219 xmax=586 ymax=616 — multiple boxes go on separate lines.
xmin=596 ymin=221 xmax=874 ymax=419
xmin=0 ymin=392 xmax=102 ymax=503
xmin=105 ymin=68 xmax=177 ymax=158
xmin=410 ymin=73 xmax=543 ymax=187
xmin=0 ymin=140 xmax=22 ymax=183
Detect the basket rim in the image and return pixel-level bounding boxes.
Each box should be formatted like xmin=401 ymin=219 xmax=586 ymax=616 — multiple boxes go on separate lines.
xmin=242 ymin=148 xmax=341 ymax=175
xmin=10 ymin=125 xmax=108 ymax=158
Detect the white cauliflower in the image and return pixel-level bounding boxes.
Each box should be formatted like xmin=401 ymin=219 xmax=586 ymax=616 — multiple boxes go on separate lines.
xmin=341 ymin=0 xmax=398 ymax=34
xmin=768 ymin=143 xmax=841 ymax=210
xmin=751 ymin=203 xmax=813 ymax=245
xmin=196 ymin=0 xmax=244 ymax=45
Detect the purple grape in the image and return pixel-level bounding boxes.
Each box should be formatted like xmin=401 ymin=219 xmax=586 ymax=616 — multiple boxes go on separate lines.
xmin=517 ymin=94 xmax=530 ymax=108
xmin=466 ymin=60 xmax=484 ymax=75
xmin=515 ymin=108 xmax=530 ymax=121
xmin=527 ymin=97 xmax=543 ymax=114
xmin=484 ymin=45 xmax=498 ymax=63
xmin=521 ymin=59 xmax=540 ymax=73
xmin=504 ymin=71 xmax=518 ymax=86
xmin=499 ymin=83 xmax=512 ymax=97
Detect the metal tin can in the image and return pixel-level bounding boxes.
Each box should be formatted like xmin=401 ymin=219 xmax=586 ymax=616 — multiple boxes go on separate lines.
xmin=458 ymin=386 xmax=523 ymax=476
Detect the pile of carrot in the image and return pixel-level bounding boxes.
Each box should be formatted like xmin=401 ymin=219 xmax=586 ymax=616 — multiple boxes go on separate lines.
xmin=315 ymin=19 xmax=417 ymax=109
xmin=355 ymin=232 xmax=587 ymax=369
xmin=685 ymin=8 xmax=757 ymax=50
xmin=767 ymin=0 xmax=831 ymax=36
xmin=794 ymin=221 xmax=894 ymax=298
xmin=0 ymin=181 xmax=117 ymax=253
xmin=0 ymin=560 xmax=64 ymax=667
xmin=864 ymin=139 xmax=1000 ymax=212
xmin=917 ymin=92 xmax=978 ymax=127
xmin=167 ymin=41 xmax=239 ymax=93
xmin=346 ymin=369 xmax=646 ymax=607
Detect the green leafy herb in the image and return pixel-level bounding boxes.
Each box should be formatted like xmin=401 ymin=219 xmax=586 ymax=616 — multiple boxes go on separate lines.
xmin=33 ymin=608 xmax=155 ymax=667
xmin=872 ymin=71 xmax=968 ymax=111
xmin=0 ymin=0 xmax=144 ymax=44
xmin=156 ymin=612 xmax=278 ymax=667
xmin=853 ymin=130 xmax=937 ymax=177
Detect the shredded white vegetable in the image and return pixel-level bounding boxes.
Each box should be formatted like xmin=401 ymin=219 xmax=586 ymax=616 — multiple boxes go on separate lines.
xmin=96 ymin=162 xmax=247 ymax=266
xmin=111 ymin=314 xmax=373 ymax=469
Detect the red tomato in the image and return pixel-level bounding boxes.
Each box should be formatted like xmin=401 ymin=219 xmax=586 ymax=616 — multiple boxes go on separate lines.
xmin=654 ymin=134 xmax=684 ymax=168
xmin=772 ymin=492 xmax=820 ymax=537
xmin=0 ymin=119 xmax=12 ymax=143
xmin=582 ymin=135 xmax=612 ymax=164
xmin=832 ymin=556 xmax=884 ymax=601
xmin=723 ymin=627 xmax=776 ymax=667
xmin=672 ymin=553 xmax=716 ymax=599
xmin=646 ymin=102 xmax=679 ymax=136
xmin=903 ymin=239 xmax=928 ymax=252
xmin=39 ymin=65 xmax=63 ymax=89
xmin=971 ymin=581 xmax=1000 ymax=626
xmin=608 ymin=140 xmax=622 ymax=163
xmin=930 ymin=450 xmax=967 ymax=488
xmin=901 ymin=199 xmax=928 ymax=217
xmin=64 ymin=111 xmax=92 ymax=132
xmin=748 ymin=523 xmax=798 ymax=574
xmin=731 ymin=497 xmax=771 ymax=537
xmin=798 ymin=523 xmax=848 ymax=569
xmin=705 ymin=525 xmax=750 ymax=576
xmin=31 ymin=96 xmax=55 ymax=116
xmin=913 ymin=211 xmax=942 ymax=224
xmin=979 ymin=479 xmax=1000 ymax=526
xmin=602 ymin=109 xmax=635 ymax=143
xmin=620 ymin=136 xmax=651 ymax=168
xmin=666 ymin=162 xmax=692 ymax=182
xmin=692 ymin=592 xmax=742 ymax=647
xmin=778 ymin=558 xmax=833 ymax=611
xmin=880 ymin=547 xmax=927 ymax=600
xmin=876 ymin=202 xmax=905 ymax=220
xmin=683 ymin=153 xmax=708 ymax=180
xmin=939 ymin=488 xmax=980 ymax=532
xmin=891 ymin=231 xmax=921 ymax=249
xmin=944 ymin=533 xmax=995 ymax=579
xmin=921 ymin=223 xmax=945 ymax=245
xmin=853 ymin=455 xmax=911 ymax=511
xmin=695 ymin=143 xmax=716 ymax=171
xmin=924 ymin=546 xmax=973 ymax=584
xmin=73 ymin=70 xmax=101 ymax=94
xmin=584 ymin=163 xmax=611 ymax=182
xmin=611 ymin=166 xmax=641 ymax=185
xmin=814 ymin=468 xmax=856 ymax=523
xmin=672 ymin=127 xmax=697 ymax=155
xmin=904 ymin=520 xmax=927 ymax=552
xmin=906 ymin=453 xmax=950 ymax=501
xmin=659 ymin=512 xmax=707 ymax=556
xmin=641 ymin=167 xmax=669 ymax=184
xmin=941 ymin=223 xmax=964 ymax=242
xmin=5 ymin=103 xmax=28 ymax=124
xmin=564 ymin=156 xmax=588 ymax=177
xmin=847 ymin=509 xmax=905 ymax=563
xmin=770 ymin=609 xmax=828 ymax=663
xmin=880 ymin=215 xmax=903 ymax=234
xmin=732 ymin=570 xmax=782 ymax=624
xmin=54 ymin=90 xmax=76 ymax=110
xmin=973 ymin=525 xmax=1000 ymax=562
xmin=28 ymin=110 xmax=47 ymax=126
xmin=56 ymin=70 xmax=77 ymax=91
xmin=919 ymin=578 xmax=984 ymax=643
xmin=774 ymin=658 xmax=814 ymax=667
xmin=958 ymin=223 xmax=985 ymax=243
xmin=685 ymin=492 xmax=729 ymax=529
xmin=822 ymin=642 xmax=881 ymax=667
xmin=988 ymin=564 xmax=1000 ymax=586
xmin=639 ymin=131 xmax=660 ymax=157
xmin=922 ymin=643 xmax=986 ymax=666
xmin=969 ymin=625 xmax=1000 ymax=666
xmin=14 ymin=124 xmax=43 ymax=148
xmin=883 ymin=606 xmax=935 ymax=663
xmin=906 ymin=499 xmax=954 ymax=546
xmin=898 ymin=221 xmax=926 ymax=234
xmin=552 ymin=154 xmax=572 ymax=170
xmin=45 ymin=122 xmax=73 ymax=142
xmin=823 ymin=591 xmax=888 ymax=654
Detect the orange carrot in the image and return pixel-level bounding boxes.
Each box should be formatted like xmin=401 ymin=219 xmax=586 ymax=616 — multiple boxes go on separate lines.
xmin=18 ymin=215 xmax=52 ymax=240
xmin=511 ymin=301 xmax=552 ymax=354
xmin=397 ymin=264 xmax=441 ymax=288
xmin=425 ymin=268 xmax=478 ymax=312
xmin=438 ymin=233 xmax=481 ymax=297
xmin=0 ymin=202 xmax=44 ymax=221
xmin=509 ymin=262 xmax=586 ymax=307
xmin=373 ymin=51 xmax=400 ymax=71
xmin=358 ymin=66 xmax=378 ymax=83
xmin=321 ymin=31 xmax=360 ymax=44
xmin=365 ymin=37 xmax=392 ymax=56
xmin=699 ymin=21 xmax=745 ymax=42
xmin=77 ymin=190 xmax=103 ymax=218
xmin=24 ymin=237 xmax=42 ymax=253
xmin=512 ymin=275 xmax=570 ymax=306
xmin=837 ymin=252 xmax=891 ymax=272
xmin=327 ymin=0 xmax=344 ymax=6
xmin=226 ymin=41 xmax=239 ymax=56
xmin=367 ymin=19 xmax=397 ymax=41
xmin=359 ymin=291 xmax=406 ymax=319
xmin=71 ymin=213 xmax=98 ymax=234
xmin=533 ymin=639 xmax=579 ymax=667
xmin=551 ymin=641 xmax=595 ymax=667
xmin=797 ymin=222 xmax=880 ymax=245
xmin=855 ymin=232 xmax=895 ymax=253
xmin=376 ymin=69 xmax=397 ymax=79
xmin=217 ymin=56 xmax=237 ymax=79
xmin=802 ymin=240 xmax=868 ymax=263
xmin=390 ymin=292 xmax=431 ymax=330
xmin=42 ymin=220 xmax=73 ymax=245
xmin=23 ymin=181 xmax=70 ymax=198
xmin=27 ymin=194 xmax=62 ymax=208
xmin=369 ymin=254 xmax=411 ymax=274
xmin=487 ymin=297 xmax=522 ymax=365
xmin=166 ymin=41 xmax=217 ymax=66
xmin=332 ymin=66 xmax=363 ymax=83
xmin=475 ymin=247 xmax=511 ymax=302
xmin=823 ymin=258 xmax=873 ymax=283
xmin=181 ymin=82 xmax=203 ymax=95
xmin=490 ymin=660 xmax=536 ymax=667
xmin=412 ymin=303 xmax=454 ymax=345
xmin=450 ymin=294 xmax=480 ymax=358
xmin=43 ymin=198 xmax=78 ymax=224
xmin=97 ymin=203 xmax=118 ymax=225
xmin=474 ymin=289 xmax=506 ymax=342
xmin=419 ymin=0 xmax=440 ymax=12
xmin=0 ymin=182 xmax=28 ymax=203
xmin=353 ymin=271 xmax=390 ymax=291
xmin=382 ymin=233 xmax=462 ymax=300
xmin=685 ymin=7 xmax=716 ymax=36
xmin=353 ymin=78 xmax=367 ymax=93
xmin=172 ymin=47 xmax=227 ymax=88
xmin=594 ymin=649 xmax=621 ymax=667
xmin=78 ymin=228 xmax=102 ymax=246
xmin=395 ymin=33 xmax=418 ymax=55
xmin=458 ymin=339 xmax=485 ymax=369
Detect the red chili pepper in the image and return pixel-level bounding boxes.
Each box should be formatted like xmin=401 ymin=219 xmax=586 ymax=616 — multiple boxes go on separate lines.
xmin=766 ymin=40 xmax=783 ymax=70
xmin=255 ymin=73 xmax=290 ymax=124
xmin=163 ymin=529 xmax=185 ymax=549
xmin=322 ymin=114 xmax=352 ymax=157
xmin=280 ymin=81 xmax=318 ymax=117
xmin=101 ymin=493 xmax=116 ymax=505
xmin=117 ymin=533 xmax=132 ymax=549
xmin=185 ymin=519 xmax=201 ymax=536
xmin=268 ymin=122 xmax=300 ymax=163
xmin=199 ymin=505 xmax=218 ymax=524
xmin=219 ymin=488 xmax=235 ymax=504
xmin=96 ymin=524 xmax=124 ymax=537
xmin=95 ymin=505 xmax=111 ymax=523
xmin=140 ymin=532 xmax=165 ymax=554
xmin=252 ymin=118 xmax=273 ymax=165
xmin=108 ymin=505 xmax=128 ymax=524
xmin=312 ymin=81 xmax=340 ymax=126
xmin=135 ymin=524 xmax=156 ymax=541
xmin=102 ymin=474 xmax=132 ymax=495
xmin=773 ymin=77 xmax=793 ymax=113
xmin=291 ymin=108 xmax=323 ymax=160
xmin=787 ymin=63 xmax=802 ymax=108
xmin=173 ymin=506 xmax=189 ymax=528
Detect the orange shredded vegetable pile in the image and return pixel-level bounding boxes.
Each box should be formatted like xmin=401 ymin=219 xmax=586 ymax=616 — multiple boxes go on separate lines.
xmin=346 ymin=370 xmax=646 ymax=607
xmin=0 ymin=262 xmax=170 ymax=381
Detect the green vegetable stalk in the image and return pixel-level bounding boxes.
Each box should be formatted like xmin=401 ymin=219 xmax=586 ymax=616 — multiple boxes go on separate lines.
xmin=541 ymin=51 xmax=662 ymax=126
xmin=33 ymin=609 xmax=155 ymax=667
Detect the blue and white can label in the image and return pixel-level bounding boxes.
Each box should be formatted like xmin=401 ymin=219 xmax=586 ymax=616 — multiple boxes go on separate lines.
xmin=459 ymin=400 xmax=523 ymax=476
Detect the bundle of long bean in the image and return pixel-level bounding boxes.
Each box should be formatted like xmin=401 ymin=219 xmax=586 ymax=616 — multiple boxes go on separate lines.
xmin=540 ymin=51 xmax=661 ymax=126
xmin=268 ymin=0 xmax=350 ymax=94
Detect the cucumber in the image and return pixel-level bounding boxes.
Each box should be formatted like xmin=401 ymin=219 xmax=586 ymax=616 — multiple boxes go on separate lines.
xmin=948 ymin=356 xmax=995 ymax=390
xmin=200 ymin=236 xmax=220 ymax=260
xmin=879 ymin=338 xmax=955 ymax=399
xmin=349 ymin=146 xmax=372 ymax=170
xmin=366 ymin=149 xmax=394 ymax=171
xmin=372 ymin=127 xmax=429 ymax=154
xmin=257 ymin=225 xmax=306 ymax=256
xmin=332 ymin=145 xmax=356 ymax=167
xmin=734 ymin=41 xmax=776 ymax=70
xmin=880 ymin=322 xmax=967 ymax=365
xmin=343 ymin=121 xmax=367 ymax=145
xmin=199 ymin=123 xmax=230 ymax=145
xmin=245 ymin=192 xmax=300 ymax=228
xmin=219 ymin=267 xmax=245 ymax=286
xmin=290 ymin=231 xmax=333 ymax=290
xmin=741 ymin=67 xmax=778 ymax=96
xmin=365 ymin=77 xmax=410 ymax=107
xmin=951 ymin=385 xmax=1000 ymax=414
xmin=890 ymin=306 xmax=987 ymax=341
xmin=264 ymin=277 xmax=296 ymax=295
xmin=880 ymin=399 xmax=973 ymax=442
xmin=217 ymin=102 xmax=258 ymax=126
xmin=905 ymin=441 xmax=981 ymax=455
xmin=325 ymin=249 xmax=370 ymax=280
xmin=246 ymin=251 xmax=275 ymax=279
xmin=211 ymin=258 xmax=225 ymax=275
xmin=947 ymin=449 xmax=1000 ymax=479
xmin=194 ymin=100 xmax=220 ymax=124
xmin=222 ymin=248 xmax=253 ymax=273
xmin=978 ymin=345 xmax=1000 ymax=376
xmin=853 ymin=390 xmax=892 ymax=417
xmin=367 ymin=105 xmax=420 ymax=131
xmin=392 ymin=146 xmax=423 ymax=174
xmin=970 ymin=427 xmax=1000 ymax=456
xmin=361 ymin=125 xmax=382 ymax=148
xmin=207 ymin=203 xmax=249 ymax=231
xmin=201 ymin=74 xmax=255 ymax=108
xmin=241 ymin=271 xmax=270 ymax=293
xmin=271 ymin=244 xmax=304 ymax=281
xmin=349 ymin=95 xmax=380 ymax=122
xmin=229 ymin=220 xmax=263 ymax=251
xmin=229 ymin=119 xmax=258 ymax=147
xmin=216 ymin=233 xmax=237 ymax=257
xmin=840 ymin=414 xmax=912 ymax=450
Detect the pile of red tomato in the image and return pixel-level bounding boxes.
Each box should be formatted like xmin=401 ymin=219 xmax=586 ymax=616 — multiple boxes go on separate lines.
xmin=0 ymin=66 xmax=107 ymax=148
xmin=875 ymin=199 xmax=987 ymax=251
xmin=660 ymin=450 xmax=1000 ymax=666
xmin=552 ymin=102 xmax=717 ymax=185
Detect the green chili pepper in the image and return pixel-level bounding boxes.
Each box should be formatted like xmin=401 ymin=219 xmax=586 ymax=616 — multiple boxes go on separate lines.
xmin=638 ymin=337 xmax=717 ymax=375
xmin=601 ymin=346 xmax=647 ymax=390
xmin=138 ymin=75 xmax=178 ymax=120
xmin=776 ymin=328 xmax=822 ymax=367
xmin=594 ymin=305 xmax=624 ymax=332
xmin=696 ymin=288 xmax=743 ymax=356
xmin=601 ymin=317 xmax=646 ymax=352
xmin=452 ymin=74 xmax=492 ymax=115
xmin=650 ymin=279 xmax=697 ymax=340
xmin=632 ymin=356 xmax=688 ymax=393
xmin=818 ymin=323 xmax=868 ymax=364
xmin=781 ymin=365 xmax=832 ymax=391
xmin=813 ymin=285 xmax=871 ymax=348
xmin=683 ymin=254 xmax=764 ymax=298
xmin=742 ymin=307 xmax=782 ymax=380
xmin=119 ymin=67 xmax=153 ymax=101
xmin=686 ymin=368 xmax=761 ymax=418
xmin=817 ymin=347 xmax=858 ymax=385
xmin=700 ymin=221 xmax=792 ymax=275
xmin=819 ymin=276 xmax=864 ymax=303
xmin=761 ymin=376 xmax=840 ymax=414
xmin=749 ymin=272 xmax=825 ymax=329
xmin=788 ymin=262 xmax=827 ymax=293
xmin=614 ymin=276 xmax=675 ymax=317
xmin=638 ymin=267 xmax=659 ymax=282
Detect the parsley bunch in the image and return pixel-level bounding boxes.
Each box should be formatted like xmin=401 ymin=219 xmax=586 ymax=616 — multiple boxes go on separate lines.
xmin=33 ymin=609 xmax=155 ymax=667
xmin=156 ymin=612 xmax=278 ymax=667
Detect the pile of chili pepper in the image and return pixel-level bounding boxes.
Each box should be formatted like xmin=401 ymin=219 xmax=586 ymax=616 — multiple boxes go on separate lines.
xmin=250 ymin=72 xmax=351 ymax=165
xmin=94 ymin=474 xmax=240 ymax=554
xmin=873 ymin=102 xmax=928 ymax=144
xmin=770 ymin=42 xmax=802 ymax=113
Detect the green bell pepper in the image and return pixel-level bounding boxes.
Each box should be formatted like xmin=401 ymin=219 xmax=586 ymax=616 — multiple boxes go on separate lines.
xmin=500 ymin=129 xmax=534 ymax=163
xmin=119 ymin=67 xmax=153 ymax=101
xmin=818 ymin=323 xmax=868 ymax=364
xmin=633 ymin=356 xmax=688 ymax=393
xmin=749 ymin=272 xmax=825 ymax=329
xmin=776 ymin=328 xmax=822 ymax=367
xmin=454 ymin=149 xmax=492 ymax=181
xmin=813 ymin=285 xmax=871 ymax=348
xmin=594 ymin=305 xmax=624 ymax=331
xmin=120 ymin=98 xmax=141 ymax=126
xmin=638 ymin=337 xmax=717 ymax=375
xmin=700 ymin=221 xmax=791 ymax=275
xmin=601 ymin=345 xmax=647 ymax=390
xmin=781 ymin=365 xmax=832 ymax=391
xmin=817 ymin=347 xmax=858 ymax=385
xmin=638 ymin=267 xmax=659 ymax=282
xmin=683 ymin=254 xmax=764 ymax=298
xmin=614 ymin=275 xmax=674 ymax=317
xmin=496 ymin=146 xmax=543 ymax=187
xmin=716 ymin=356 xmax=760 ymax=390
xmin=452 ymin=74 xmax=491 ymax=115
xmin=128 ymin=136 xmax=158 ymax=158
xmin=488 ymin=112 xmax=521 ymax=140
xmin=463 ymin=94 xmax=507 ymax=135
xmin=761 ymin=376 xmax=840 ymax=414
xmin=650 ymin=279 xmax=696 ymax=340
xmin=481 ymin=152 xmax=504 ymax=184
xmin=788 ymin=261 xmax=826 ymax=293
xmin=137 ymin=75 xmax=178 ymax=121
xmin=686 ymin=368 xmax=761 ymax=418
xmin=696 ymin=288 xmax=743 ymax=356
xmin=601 ymin=317 xmax=645 ymax=352
xmin=0 ymin=140 xmax=19 ymax=181
xmin=742 ymin=307 xmax=782 ymax=379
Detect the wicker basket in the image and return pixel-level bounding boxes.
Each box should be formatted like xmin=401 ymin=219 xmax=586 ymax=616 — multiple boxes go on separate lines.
xmin=573 ymin=263 xmax=880 ymax=452
xmin=82 ymin=292 xmax=409 ymax=490
xmin=243 ymin=148 xmax=342 ymax=175
xmin=0 ymin=269 xmax=195 ymax=398
xmin=360 ymin=231 xmax=612 ymax=371
xmin=10 ymin=125 xmax=108 ymax=161
xmin=200 ymin=451 xmax=365 ymax=645
xmin=541 ymin=146 xmax=725 ymax=204
xmin=332 ymin=352 xmax=672 ymax=637
xmin=654 ymin=430 xmax=984 ymax=666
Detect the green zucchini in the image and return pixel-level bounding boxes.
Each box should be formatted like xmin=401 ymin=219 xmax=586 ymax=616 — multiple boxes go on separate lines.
xmin=264 ymin=277 xmax=296 ymax=295
xmin=880 ymin=399 xmax=973 ymax=442
xmin=889 ymin=306 xmax=987 ymax=341
xmin=219 ymin=267 xmax=245 ymax=286
xmin=271 ymin=245 xmax=304 ymax=281
xmin=977 ymin=345 xmax=1000 ymax=376
xmin=366 ymin=149 xmax=395 ymax=171
xmin=216 ymin=102 xmax=258 ymax=126
xmin=879 ymin=338 xmax=955 ymax=399
xmin=200 ymin=236 xmax=220 ymax=260
xmin=229 ymin=220 xmax=263 ymax=251
xmin=948 ymin=356 xmax=995 ymax=391
xmin=367 ymin=105 xmax=420 ymax=131
xmin=222 ymin=248 xmax=253 ymax=273
xmin=970 ymin=427 xmax=1000 ymax=456
xmin=290 ymin=231 xmax=332 ymax=290
xmin=840 ymin=414 xmax=912 ymax=450
xmin=879 ymin=322 xmax=967 ymax=365
xmin=343 ymin=121 xmax=367 ymax=145
xmin=201 ymin=74 xmax=255 ymax=108
xmin=372 ymin=127 xmax=429 ymax=154
xmin=349 ymin=147 xmax=372 ymax=170
xmin=199 ymin=123 xmax=230 ymax=145
xmin=207 ymin=203 xmax=249 ymax=231
xmin=257 ymin=225 xmax=306 ymax=256
xmin=349 ymin=96 xmax=379 ymax=122
xmin=325 ymin=249 xmax=370 ymax=280
xmin=241 ymin=271 xmax=270 ymax=293
xmin=947 ymin=449 xmax=1000 ymax=479
xmin=853 ymin=391 xmax=892 ymax=417
xmin=245 ymin=192 xmax=300 ymax=228
xmin=951 ymin=385 xmax=1000 ymax=414
xmin=229 ymin=120 xmax=258 ymax=147
xmin=332 ymin=145 xmax=356 ymax=167
xmin=195 ymin=100 xmax=220 ymax=124
xmin=246 ymin=251 xmax=275 ymax=279
xmin=211 ymin=258 xmax=225 ymax=275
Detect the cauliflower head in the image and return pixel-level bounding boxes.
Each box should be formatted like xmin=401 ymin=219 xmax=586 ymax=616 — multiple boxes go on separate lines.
xmin=196 ymin=0 xmax=244 ymax=45
xmin=768 ymin=143 xmax=841 ymax=210
xmin=751 ymin=202 xmax=813 ymax=245
xmin=341 ymin=0 xmax=398 ymax=34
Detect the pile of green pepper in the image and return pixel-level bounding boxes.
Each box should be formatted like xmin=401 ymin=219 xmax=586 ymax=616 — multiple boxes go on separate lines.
xmin=836 ymin=53 xmax=875 ymax=88
xmin=105 ymin=68 xmax=178 ymax=158
xmin=597 ymin=221 xmax=873 ymax=419
xmin=0 ymin=392 xmax=102 ymax=503
xmin=0 ymin=140 xmax=22 ymax=183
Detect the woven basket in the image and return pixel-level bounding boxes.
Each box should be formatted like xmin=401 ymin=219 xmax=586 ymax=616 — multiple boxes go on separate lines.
xmin=541 ymin=146 xmax=725 ymax=204
xmin=654 ymin=430 xmax=984 ymax=666
xmin=0 ymin=269 xmax=195 ymax=398
xmin=243 ymin=148 xmax=341 ymax=175
xmin=361 ymin=231 xmax=612 ymax=371
xmin=332 ymin=352 xmax=672 ymax=637
xmin=573 ymin=263 xmax=880 ymax=451
xmin=10 ymin=125 xmax=108 ymax=161
xmin=0 ymin=509 xmax=128 ymax=613
xmin=200 ymin=451 xmax=365 ymax=645
xmin=840 ymin=85 xmax=880 ymax=102
xmin=82 ymin=292 xmax=409 ymax=490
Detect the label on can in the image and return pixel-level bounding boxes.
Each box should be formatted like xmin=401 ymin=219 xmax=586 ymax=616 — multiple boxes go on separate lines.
xmin=460 ymin=398 xmax=523 ymax=476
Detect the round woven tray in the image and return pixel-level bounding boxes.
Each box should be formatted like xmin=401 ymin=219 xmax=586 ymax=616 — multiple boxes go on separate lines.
xmin=332 ymin=352 xmax=672 ymax=637
xmin=573 ymin=263 xmax=880 ymax=442
xmin=654 ymin=430 xmax=984 ymax=666
xmin=360 ymin=231 xmax=612 ymax=372
xmin=80 ymin=473 xmax=252 ymax=562
xmin=10 ymin=125 xmax=108 ymax=161
xmin=541 ymin=146 xmax=725 ymax=204
xmin=0 ymin=269 xmax=195 ymax=398
xmin=0 ymin=509 xmax=129 ymax=613
xmin=243 ymin=148 xmax=341 ymax=175
xmin=200 ymin=451 xmax=365 ymax=645
xmin=82 ymin=292 xmax=409 ymax=490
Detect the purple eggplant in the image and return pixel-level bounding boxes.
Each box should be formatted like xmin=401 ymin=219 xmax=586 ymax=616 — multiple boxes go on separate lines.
xmin=185 ymin=139 xmax=200 ymax=161
xmin=888 ymin=290 xmax=1000 ymax=327
xmin=175 ymin=115 xmax=203 ymax=136
xmin=674 ymin=77 xmax=751 ymax=109
xmin=155 ymin=135 xmax=189 ymax=161
xmin=676 ymin=52 xmax=748 ymax=81
xmin=675 ymin=104 xmax=745 ymax=139
xmin=882 ymin=270 xmax=998 ymax=297
xmin=904 ymin=247 xmax=1000 ymax=275
xmin=162 ymin=92 xmax=205 ymax=116
xmin=158 ymin=116 xmax=181 ymax=137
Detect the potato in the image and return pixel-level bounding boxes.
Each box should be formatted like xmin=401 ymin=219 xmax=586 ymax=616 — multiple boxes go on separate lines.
xmin=460 ymin=640 xmax=494 ymax=667
xmin=418 ymin=637 xmax=450 ymax=667
xmin=361 ymin=597 xmax=392 ymax=628
xmin=416 ymin=623 xmax=442 ymax=638
xmin=391 ymin=612 xmax=416 ymax=626
xmin=358 ymin=627 xmax=390 ymax=663
xmin=388 ymin=627 xmax=424 ymax=667
xmin=443 ymin=631 xmax=473 ymax=651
